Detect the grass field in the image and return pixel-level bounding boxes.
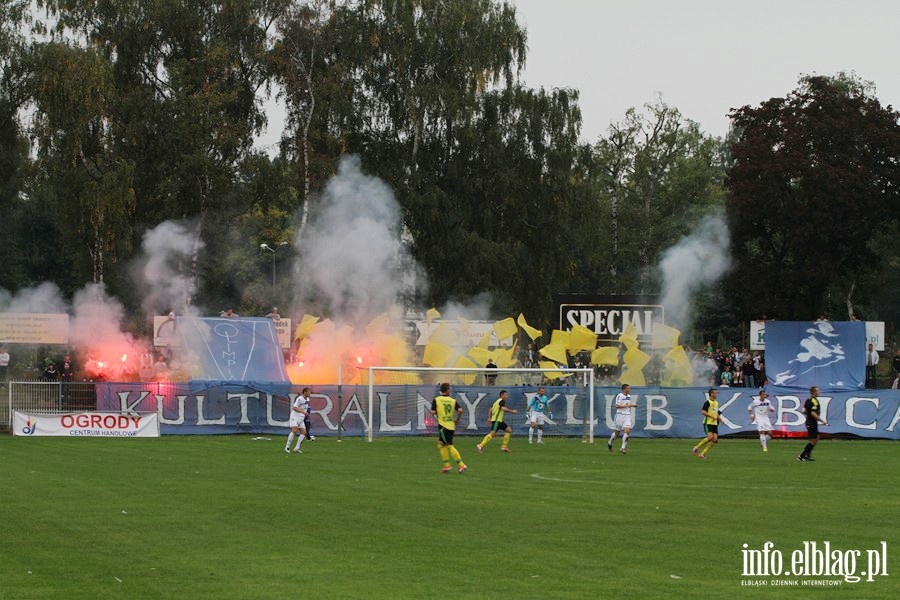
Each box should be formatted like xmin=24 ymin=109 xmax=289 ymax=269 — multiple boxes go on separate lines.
xmin=2 ymin=434 xmax=898 ymax=599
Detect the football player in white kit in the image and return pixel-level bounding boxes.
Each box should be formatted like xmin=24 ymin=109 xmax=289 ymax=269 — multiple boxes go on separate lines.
xmin=608 ymin=384 xmax=637 ymax=454
xmin=747 ymin=389 xmax=775 ymax=453
xmin=285 ymin=387 xmax=312 ymax=453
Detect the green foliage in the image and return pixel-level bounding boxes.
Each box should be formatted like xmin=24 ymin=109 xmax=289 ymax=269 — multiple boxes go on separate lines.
xmin=726 ymin=73 xmax=900 ymax=321
xmin=590 ymin=100 xmax=728 ymax=295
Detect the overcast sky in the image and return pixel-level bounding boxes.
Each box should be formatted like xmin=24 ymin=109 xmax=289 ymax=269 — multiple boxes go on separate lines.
xmin=255 ymin=0 xmax=900 ymax=152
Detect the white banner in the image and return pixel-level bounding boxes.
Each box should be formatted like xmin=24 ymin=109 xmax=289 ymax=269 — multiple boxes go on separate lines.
xmin=271 ymin=318 xmax=293 ymax=350
xmin=0 ymin=312 xmax=69 ymax=344
xmin=749 ymin=321 xmax=884 ymax=351
xmin=13 ymin=412 xmax=160 ymax=438
xmin=414 ymin=320 xmax=512 ymax=347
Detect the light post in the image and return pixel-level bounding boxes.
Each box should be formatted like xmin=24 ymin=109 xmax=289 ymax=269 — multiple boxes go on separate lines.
xmin=260 ymin=242 xmax=289 ymax=289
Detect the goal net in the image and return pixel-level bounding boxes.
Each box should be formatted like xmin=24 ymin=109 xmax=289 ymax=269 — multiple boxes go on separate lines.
xmin=363 ymin=366 xmax=595 ymax=443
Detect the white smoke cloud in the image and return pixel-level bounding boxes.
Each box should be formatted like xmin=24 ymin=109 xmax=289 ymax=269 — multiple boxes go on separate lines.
xmin=658 ymin=212 xmax=732 ymax=329
xmin=0 ymin=282 xmax=68 ymax=314
xmin=138 ymin=220 xmax=202 ymax=316
xmin=295 ymin=155 xmax=422 ymax=323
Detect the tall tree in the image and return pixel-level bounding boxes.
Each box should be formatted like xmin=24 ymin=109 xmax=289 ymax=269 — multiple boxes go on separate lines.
xmin=0 ymin=0 xmax=31 ymax=289
xmin=590 ymin=99 xmax=727 ymax=293
xmin=28 ymin=42 xmax=135 ymax=286
xmin=726 ymin=74 xmax=900 ymax=321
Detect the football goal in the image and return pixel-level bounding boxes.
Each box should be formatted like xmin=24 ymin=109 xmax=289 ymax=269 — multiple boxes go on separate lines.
xmin=363 ymin=366 xmax=596 ymax=443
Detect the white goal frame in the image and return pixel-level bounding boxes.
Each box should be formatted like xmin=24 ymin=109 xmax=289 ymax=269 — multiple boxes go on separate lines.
xmin=365 ymin=366 xmax=595 ymax=443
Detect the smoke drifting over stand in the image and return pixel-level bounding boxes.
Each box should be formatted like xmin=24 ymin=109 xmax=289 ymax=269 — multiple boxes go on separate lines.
xmin=658 ymin=213 xmax=732 ymax=330
xmin=295 ymin=156 xmax=423 ymax=324
xmin=138 ymin=220 xmax=203 ymax=316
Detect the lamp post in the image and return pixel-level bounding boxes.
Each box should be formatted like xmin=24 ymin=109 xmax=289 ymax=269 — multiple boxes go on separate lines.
xmin=260 ymin=242 xmax=289 ymax=288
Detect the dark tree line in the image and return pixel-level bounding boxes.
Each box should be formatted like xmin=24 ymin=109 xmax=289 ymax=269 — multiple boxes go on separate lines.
xmin=0 ymin=1 xmax=896 ymax=339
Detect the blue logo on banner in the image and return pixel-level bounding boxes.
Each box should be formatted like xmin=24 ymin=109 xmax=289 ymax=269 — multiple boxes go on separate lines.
xmin=765 ymin=321 xmax=865 ymax=390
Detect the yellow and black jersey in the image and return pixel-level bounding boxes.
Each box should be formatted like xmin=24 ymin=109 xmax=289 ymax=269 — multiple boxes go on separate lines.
xmin=432 ymin=395 xmax=459 ymax=430
xmin=489 ymin=397 xmax=506 ymax=423
xmin=803 ymin=397 xmax=820 ymax=426
xmin=701 ymin=399 xmax=719 ymax=425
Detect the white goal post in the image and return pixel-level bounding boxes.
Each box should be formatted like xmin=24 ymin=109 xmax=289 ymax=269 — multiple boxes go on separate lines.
xmin=364 ymin=366 xmax=595 ymax=443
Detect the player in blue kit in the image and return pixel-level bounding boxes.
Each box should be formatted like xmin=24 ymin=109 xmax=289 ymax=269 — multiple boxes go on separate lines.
xmin=528 ymin=387 xmax=550 ymax=444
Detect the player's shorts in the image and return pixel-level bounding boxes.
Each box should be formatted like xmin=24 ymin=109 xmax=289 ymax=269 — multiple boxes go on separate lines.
xmin=806 ymin=421 xmax=819 ymax=438
xmin=613 ymin=412 xmax=632 ymax=432
xmin=530 ymin=412 xmax=547 ymax=426
xmin=754 ymin=418 xmax=773 ymax=432
xmin=438 ymin=426 xmax=455 ymax=446
xmin=289 ymin=413 xmax=306 ymax=428
xmin=490 ymin=420 xmax=509 ymax=432
xmin=703 ymin=423 xmax=718 ymax=435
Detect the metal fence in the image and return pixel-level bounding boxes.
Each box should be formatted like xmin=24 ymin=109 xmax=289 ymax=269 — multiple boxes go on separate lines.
xmin=4 ymin=380 xmax=160 ymax=432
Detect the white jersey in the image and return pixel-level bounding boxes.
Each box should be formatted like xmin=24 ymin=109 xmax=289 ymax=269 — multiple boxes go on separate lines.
xmin=748 ymin=398 xmax=774 ymax=424
xmin=614 ymin=393 xmax=634 ymax=416
xmin=292 ymin=395 xmax=310 ymax=414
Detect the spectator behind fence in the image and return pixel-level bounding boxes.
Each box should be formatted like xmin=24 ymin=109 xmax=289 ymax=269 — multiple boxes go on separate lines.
xmin=866 ymin=343 xmax=879 ymax=388
xmin=0 ymin=345 xmax=9 ymax=384
xmin=61 ymin=354 xmax=75 ymax=382
xmin=43 ymin=362 xmax=59 ymax=381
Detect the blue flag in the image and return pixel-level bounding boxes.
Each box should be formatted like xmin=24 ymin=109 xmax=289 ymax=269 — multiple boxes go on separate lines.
xmin=764 ymin=321 xmax=865 ymax=391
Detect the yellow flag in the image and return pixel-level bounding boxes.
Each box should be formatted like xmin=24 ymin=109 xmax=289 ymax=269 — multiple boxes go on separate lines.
xmin=466 ymin=347 xmax=493 ymax=367
xmin=459 ymin=317 xmax=471 ymax=336
xmin=496 ymin=347 xmax=518 ymax=368
xmin=429 ymin=323 xmax=459 ymax=346
xmin=651 ymin=323 xmax=680 ymax=350
xmin=365 ymin=313 xmax=391 ymax=337
xmin=623 ymin=346 xmax=651 ymax=372
xmin=423 ymin=342 xmax=454 ymax=367
xmin=426 ymin=308 xmax=441 ymax=324
xmin=517 ymin=313 xmax=542 ymax=340
xmin=477 ymin=329 xmax=492 ymax=349
xmin=539 ymin=343 xmax=568 ymax=365
xmin=619 ymin=367 xmax=646 ymax=387
xmin=591 ymin=346 xmax=619 ymax=366
xmin=539 ymin=360 xmax=567 ymax=380
xmin=618 ymin=321 xmax=639 ymax=350
xmin=493 ymin=317 xmax=517 ymax=342
xmin=453 ymin=355 xmax=477 ymax=384
xmin=568 ymin=325 xmax=597 ymax=353
xmin=663 ymin=345 xmax=694 ymax=385
xmin=294 ymin=314 xmax=320 ymax=340
xmin=550 ymin=330 xmax=570 ymax=348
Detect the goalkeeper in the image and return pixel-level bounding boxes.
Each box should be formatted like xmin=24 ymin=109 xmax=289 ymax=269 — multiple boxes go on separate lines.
xmin=477 ymin=390 xmax=518 ymax=454
xmin=527 ymin=387 xmax=550 ymax=445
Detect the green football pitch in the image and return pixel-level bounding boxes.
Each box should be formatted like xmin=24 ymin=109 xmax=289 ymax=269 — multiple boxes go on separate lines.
xmin=2 ymin=435 xmax=898 ymax=599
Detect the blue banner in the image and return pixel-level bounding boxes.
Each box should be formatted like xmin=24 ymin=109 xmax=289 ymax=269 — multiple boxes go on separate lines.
xmin=175 ymin=316 xmax=290 ymax=395
xmin=96 ymin=383 xmax=900 ymax=439
xmin=764 ymin=321 xmax=866 ymax=391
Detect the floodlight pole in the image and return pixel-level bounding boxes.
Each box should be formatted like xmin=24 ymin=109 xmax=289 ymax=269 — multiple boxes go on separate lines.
xmin=259 ymin=241 xmax=289 ymax=289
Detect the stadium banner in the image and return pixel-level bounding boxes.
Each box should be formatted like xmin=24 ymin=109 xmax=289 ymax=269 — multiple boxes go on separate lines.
xmin=555 ymin=294 xmax=663 ymax=343
xmin=94 ymin=383 xmax=900 ymax=439
xmin=414 ymin=320 xmax=511 ymax=346
xmin=0 ymin=312 xmax=69 ymax=345
xmin=764 ymin=321 xmax=866 ymax=390
xmin=12 ymin=411 xmax=160 ymax=437
xmin=750 ymin=320 xmax=884 ymax=352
